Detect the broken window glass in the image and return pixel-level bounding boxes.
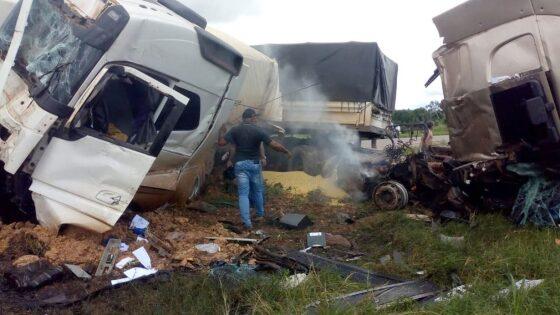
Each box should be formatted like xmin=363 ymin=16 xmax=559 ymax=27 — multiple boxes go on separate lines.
xmin=74 ymin=72 xmax=168 ymax=150
xmin=0 ymin=0 xmax=104 ymax=105
xmin=155 ymin=86 xmax=201 ymax=132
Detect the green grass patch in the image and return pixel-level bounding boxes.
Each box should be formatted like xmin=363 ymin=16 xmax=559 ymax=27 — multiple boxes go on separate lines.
xmin=68 ymin=212 xmax=560 ymax=314
xmin=432 ymin=123 xmax=449 ymax=136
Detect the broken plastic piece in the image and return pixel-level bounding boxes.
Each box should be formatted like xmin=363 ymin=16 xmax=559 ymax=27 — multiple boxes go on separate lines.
xmin=120 ymin=242 xmax=129 ymax=252
xmin=283 ymin=273 xmax=308 ymax=289
xmin=5 ymin=260 xmax=64 ymax=290
xmin=95 ymin=238 xmax=121 ymax=277
xmin=497 ymin=279 xmax=544 ymax=297
xmin=195 ymin=243 xmax=220 ymax=254
xmin=130 ymin=215 xmax=150 ymax=236
xmin=306 ymin=232 xmax=326 ymax=248
xmin=64 ymin=264 xmax=91 ymax=280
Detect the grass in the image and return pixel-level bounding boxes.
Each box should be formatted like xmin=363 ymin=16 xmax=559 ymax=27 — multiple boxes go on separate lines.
xmin=432 ymin=123 xmax=449 ymax=136
xmin=62 ymin=210 xmax=560 ymax=314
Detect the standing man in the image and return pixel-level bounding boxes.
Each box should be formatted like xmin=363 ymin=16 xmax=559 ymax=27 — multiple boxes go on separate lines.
xmin=421 ymin=121 xmax=434 ymax=154
xmin=219 ymin=109 xmax=291 ymax=230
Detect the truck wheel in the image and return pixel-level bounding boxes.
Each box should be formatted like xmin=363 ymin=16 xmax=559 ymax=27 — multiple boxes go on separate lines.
xmin=372 ymin=180 xmax=409 ymax=211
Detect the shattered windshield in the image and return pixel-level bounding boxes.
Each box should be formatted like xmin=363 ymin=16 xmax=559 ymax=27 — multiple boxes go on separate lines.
xmin=0 ymin=0 xmax=104 ymax=105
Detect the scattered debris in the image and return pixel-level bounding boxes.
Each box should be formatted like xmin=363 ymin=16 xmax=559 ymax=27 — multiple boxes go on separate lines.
xmin=94 ymin=239 xmax=121 ymax=277
xmin=306 ymin=280 xmax=439 ymax=310
xmin=283 ymin=273 xmax=308 ymax=289
xmin=5 ymin=260 xmax=64 ymax=290
xmin=64 ymin=264 xmax=92 ymax=280
xmin=133 ymin=247 xmax=152 ymax=269
xmin=497 ymin=279 xmax=544 ymax=297
xmin=112 ymin=268 xmax=158 ymax=286
xmin=279 ymin=214 xmax=314 ymax=229
xmin=204 ymin=237 xmax=259 ymax=244
xmin=130 ymin=215 xmax=150 ymax=236
xmin=119 ymin=243 xmax=129 ymax=252
xmin=116 ymin=257 xmax=137 ymax=270
xmin=434 ymin=285 xmax=471 ymax=302
xmin=307 ymin=232 xmax=327 ymax=248
xmin=195 ymin=243 xmax=220 ymax=254
xmin=439 ymin=234 xmax=465 ymax=248
xmin=145 ymin=231 xmax=173 ymax=258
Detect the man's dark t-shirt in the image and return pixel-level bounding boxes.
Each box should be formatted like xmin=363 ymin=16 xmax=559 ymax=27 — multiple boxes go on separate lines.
xmin=225 ymin=123 xmax=272 ymax=162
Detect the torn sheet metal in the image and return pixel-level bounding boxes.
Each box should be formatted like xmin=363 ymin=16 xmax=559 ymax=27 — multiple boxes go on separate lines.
xmin=441 ymin=89 xmax=503 ymax=161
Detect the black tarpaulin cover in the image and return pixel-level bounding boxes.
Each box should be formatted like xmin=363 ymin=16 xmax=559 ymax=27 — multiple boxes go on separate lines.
xmin=254 ymin=42 xmax=398 ymax=112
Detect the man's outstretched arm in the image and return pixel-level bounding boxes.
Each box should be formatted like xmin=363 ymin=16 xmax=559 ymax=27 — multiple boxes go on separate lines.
xmin=269 ymin=140 xmax=291 ymax=158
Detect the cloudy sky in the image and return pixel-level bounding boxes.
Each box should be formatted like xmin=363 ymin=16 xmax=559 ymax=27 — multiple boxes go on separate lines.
xmin=182 ymin=0 xmax=467 ymax=110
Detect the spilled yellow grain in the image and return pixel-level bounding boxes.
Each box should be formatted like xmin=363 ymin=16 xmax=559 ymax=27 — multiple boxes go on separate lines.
xmin=263 ymin=171 xmax=349 ymax=200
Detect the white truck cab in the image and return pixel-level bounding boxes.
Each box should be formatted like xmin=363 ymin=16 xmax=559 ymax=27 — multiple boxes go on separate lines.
xmin=0 ymin=0 xmax=248 ymax=232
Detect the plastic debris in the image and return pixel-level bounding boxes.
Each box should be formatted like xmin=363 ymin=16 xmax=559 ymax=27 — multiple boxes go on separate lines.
xmin=133 ymin=247 xmax=152 ymax=269
xmin=95 ymin=238 xmax=121 ymax=277
xmin=120 ymin=242 xmax=129 ymax=252
xmin=64 ymin=264 xmax=92 ymax=280
xmin=195 ymin=243 xmax=220 ymax=254
xmin=130 ymin=215 xmax=150 ymax=236
xmin=307 ymin=232 xmax=326 ymax=248
xmin=497 ymin=279 xmax=544 ymax=297
xmin=5 ymin=260 xmax=64 ymax=290
xmin=283 ymin=273 xmax=308 ymax=289
xmin=435 ymin=285 xmax=471 ymax=302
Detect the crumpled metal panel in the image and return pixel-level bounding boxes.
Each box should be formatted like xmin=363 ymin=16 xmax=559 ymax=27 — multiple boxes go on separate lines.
xmin=442 ymin=88 xmax=503 ymax=161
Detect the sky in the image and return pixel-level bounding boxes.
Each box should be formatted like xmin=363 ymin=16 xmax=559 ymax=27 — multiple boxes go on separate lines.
xmin=182 ymin=0 xmax=467 ymax=110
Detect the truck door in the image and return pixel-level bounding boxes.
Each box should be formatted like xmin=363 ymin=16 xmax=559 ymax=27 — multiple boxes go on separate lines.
xmin=29 ymin=65 xmax=190 ymax=233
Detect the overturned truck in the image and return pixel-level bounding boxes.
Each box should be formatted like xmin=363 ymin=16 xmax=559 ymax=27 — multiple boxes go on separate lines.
xmin=0 ymin=0 xmax=283 ymax=233
xmin=403 ymin=0 xmax=560 ymax=225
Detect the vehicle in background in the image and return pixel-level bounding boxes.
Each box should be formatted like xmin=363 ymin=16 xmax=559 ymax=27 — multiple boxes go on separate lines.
xmin=253 ymin=43 xmax=398 ymax=194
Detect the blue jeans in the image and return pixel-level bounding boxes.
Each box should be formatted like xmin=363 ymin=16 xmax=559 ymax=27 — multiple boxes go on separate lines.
xmin=235 ymin=160 xmax=265 ymax=228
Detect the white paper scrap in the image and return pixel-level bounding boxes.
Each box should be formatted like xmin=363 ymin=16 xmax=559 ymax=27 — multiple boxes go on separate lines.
xmin=111 ymin=277 xmax=132 ymax=286
xmin=116 ymin=257 xmax=135 ymax=270
xmin=111 ymin=268 xmax=158 ymax=286
xmin=123 ymin=267 xmax=158 ymax=279
xmin=133 ymin=247 xmax=152 ymax=269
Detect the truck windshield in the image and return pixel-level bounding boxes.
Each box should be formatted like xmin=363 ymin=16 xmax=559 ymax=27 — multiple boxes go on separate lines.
xmin=0 ymin=0 xmax=104 ymax=105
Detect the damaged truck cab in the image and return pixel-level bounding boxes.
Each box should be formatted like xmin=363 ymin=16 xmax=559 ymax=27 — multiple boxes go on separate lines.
xmin=0 ymin=0 xmax=246 ymax=232
xmin=433 ymin=0 xmax=560 ymax=163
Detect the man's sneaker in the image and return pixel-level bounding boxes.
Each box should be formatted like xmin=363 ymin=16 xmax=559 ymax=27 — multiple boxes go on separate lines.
xmin=254 ymin=216 xmax=265 ymax=224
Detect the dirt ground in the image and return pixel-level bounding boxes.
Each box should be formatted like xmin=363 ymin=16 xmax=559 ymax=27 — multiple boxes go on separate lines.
xmin=0 ymin=171 xmax=372 ymax=313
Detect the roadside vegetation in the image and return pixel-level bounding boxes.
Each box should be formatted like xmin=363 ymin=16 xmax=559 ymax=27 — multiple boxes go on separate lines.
xmin=393 ymin=101 xmax=449 ymax=136
xmin=58 ymin=186 xmax=560 ymax=315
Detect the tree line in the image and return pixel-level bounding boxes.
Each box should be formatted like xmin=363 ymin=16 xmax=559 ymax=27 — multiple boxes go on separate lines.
xmin=392 ymin=101 xmax=445 ymax=125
